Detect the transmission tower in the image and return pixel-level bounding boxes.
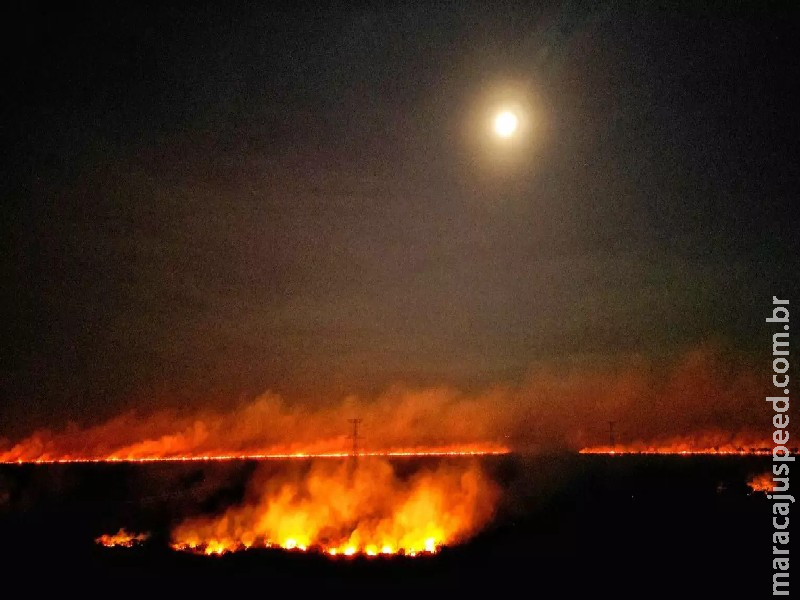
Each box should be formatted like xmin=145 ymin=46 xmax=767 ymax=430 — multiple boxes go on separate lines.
xmin=348 ymin=418 xmax=362 ymax=458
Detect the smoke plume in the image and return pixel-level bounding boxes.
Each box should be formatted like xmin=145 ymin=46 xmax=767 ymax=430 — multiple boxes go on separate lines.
xmin=0 ymin=346 xmax=784 ymax=462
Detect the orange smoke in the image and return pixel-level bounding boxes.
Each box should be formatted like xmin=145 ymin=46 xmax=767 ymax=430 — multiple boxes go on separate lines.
xmin=0 ymin=390 xmax=511 ymax=463
xmin=95 ymin=528 xmax=150 ymax=548
xmin=0 ymin=346 xmax=786 ymax=462
xmin=747 ymin=472 xmax=774 ymax=493
xmin=171 ymin=458 xmax=497 ymax=557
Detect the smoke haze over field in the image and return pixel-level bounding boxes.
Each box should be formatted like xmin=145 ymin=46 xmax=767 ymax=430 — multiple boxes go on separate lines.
xmin=1 ymin=346 xmax=786 ymax=461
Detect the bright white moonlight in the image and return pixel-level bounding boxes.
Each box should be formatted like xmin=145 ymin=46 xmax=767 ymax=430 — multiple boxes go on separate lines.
xmin=493 ymin=110 xmax=519 ymax=138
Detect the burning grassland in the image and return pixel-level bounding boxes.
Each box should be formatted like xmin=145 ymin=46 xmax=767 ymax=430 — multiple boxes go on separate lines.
xmin=169 ymin=458 xmax=498 ymax=557
xmin=579 ymin=433 xmax=775 ymax=456
xmin=0 ymin=390 xmax=510 ymax=463
xmin=747 ymin=472 xmax=774 ymax=493
xmin=95 ymin=528 xmax=150 ymax=547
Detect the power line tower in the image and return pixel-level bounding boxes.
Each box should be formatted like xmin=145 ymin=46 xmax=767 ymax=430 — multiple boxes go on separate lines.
xmin=608 ymin=421 xmax=617 ymax=450
xmin=348 ymin=418 xmax=362 ymax=458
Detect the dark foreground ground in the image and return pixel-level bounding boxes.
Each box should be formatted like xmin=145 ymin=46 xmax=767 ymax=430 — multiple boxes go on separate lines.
xmin=0 ymin=455 xmax=776 ymax=596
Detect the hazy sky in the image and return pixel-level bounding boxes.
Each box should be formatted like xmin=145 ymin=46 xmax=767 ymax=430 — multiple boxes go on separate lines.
xmin=2 ymin=2 xmax=797 ymax=434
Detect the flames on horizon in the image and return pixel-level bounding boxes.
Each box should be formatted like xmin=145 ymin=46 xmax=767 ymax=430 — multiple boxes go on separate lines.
xmin=3 ymin=445 xmax=510 ymax=465
xmin=0 ymin=347 xmax=784 ymax=463
xmin=0 ymin=389 xmax=513 ymax=464
xmin=579 ymin=433 xmax=775 ymax=456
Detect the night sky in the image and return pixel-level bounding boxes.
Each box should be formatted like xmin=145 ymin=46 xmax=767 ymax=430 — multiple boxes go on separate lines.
xmin=2 ymin=2 xmax=798 ymax=436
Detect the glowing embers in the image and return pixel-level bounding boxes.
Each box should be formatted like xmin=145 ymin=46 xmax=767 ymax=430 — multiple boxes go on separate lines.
xmin=95 ymin=528 xmax=150 ymax=548
xmin=170 ymin=458 xmax=497 ymax=558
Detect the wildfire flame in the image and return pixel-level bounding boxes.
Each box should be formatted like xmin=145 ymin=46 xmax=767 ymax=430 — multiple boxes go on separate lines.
xmin=0 ymin=391 xmax=512 ymax=465
xmin=1 ymin=444 xmax=509 ymax=465
xmin=580 ymin=435 xmax=776 ymax=456
xmin=747 ymin=472 xmax=773 ymax=493
xmin=95 ymin=528 xmax=150 ymax=548
xmin=579 ymin=446 xmax=772 ymax=456
xmin=170 ymin=457 xmax=497 ymax=557
xmin=0 ymin=368 xmax=777 ymax=466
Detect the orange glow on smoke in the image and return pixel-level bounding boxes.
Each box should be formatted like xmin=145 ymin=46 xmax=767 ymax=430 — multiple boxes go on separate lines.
xmin=747 ymin=472 xmax=774 ymax=493
xmin=170 ymin=458 xmax=497 ymax=557
xmin=0 ymin=388 xmax=519 ymax=466
xmin=0 ymin=349 xmax=778 ymax=465
xmin=95 ymin=528 xmax=149 ymax=547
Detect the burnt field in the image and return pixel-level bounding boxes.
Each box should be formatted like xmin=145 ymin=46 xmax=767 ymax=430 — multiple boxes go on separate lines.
xmin=0 ymin=455 xmax=774 ymax=595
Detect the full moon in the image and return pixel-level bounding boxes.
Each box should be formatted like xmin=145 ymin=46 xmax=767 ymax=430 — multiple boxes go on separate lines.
xmin=493 ymin=111 xmax=518 ymax=138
